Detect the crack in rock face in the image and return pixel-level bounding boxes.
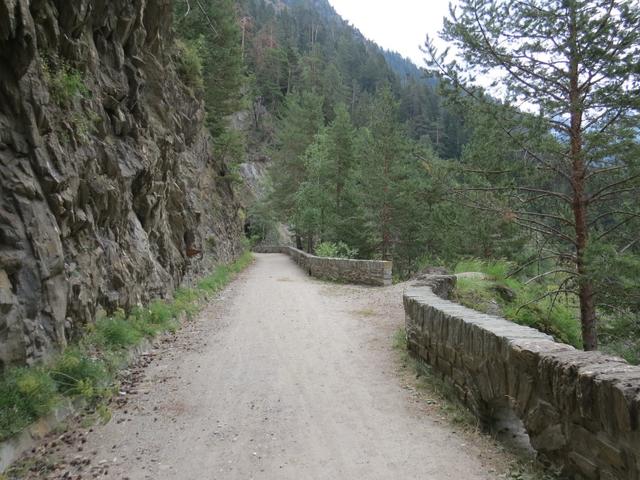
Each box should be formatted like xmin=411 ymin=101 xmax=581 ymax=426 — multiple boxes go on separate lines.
xmin=0 ymin=0 xmax=243 ymax=368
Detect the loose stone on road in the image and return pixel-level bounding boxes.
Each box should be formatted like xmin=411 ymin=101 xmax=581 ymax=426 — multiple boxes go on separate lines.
xmin=19 ymin=253 xmax=504 ymax=479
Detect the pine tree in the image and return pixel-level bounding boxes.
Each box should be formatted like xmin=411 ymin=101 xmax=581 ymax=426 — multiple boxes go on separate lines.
xmin=355 ymin=86 xmax=409 ymax=260
xmin=174 ymin=0 xmax=244 ymax=137
xmin=426 ymin=0 xmax=640 ymax=350
xmin=269 ymin=91 xmax=325 ymax=224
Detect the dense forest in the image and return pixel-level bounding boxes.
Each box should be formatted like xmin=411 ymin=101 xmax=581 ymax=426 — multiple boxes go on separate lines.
xmin=172 ymin=0 xmax=640 ymax=360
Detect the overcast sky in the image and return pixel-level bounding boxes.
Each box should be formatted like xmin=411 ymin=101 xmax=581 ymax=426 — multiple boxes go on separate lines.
xmin=327 ymin=0 xmax=454 ymax=66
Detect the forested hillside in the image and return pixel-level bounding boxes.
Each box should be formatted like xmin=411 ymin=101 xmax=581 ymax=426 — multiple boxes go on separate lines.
xmin=178 ymin=0 xmax=639 ymax=361
xmin=230 ymin=0 xmax=470 ymax=267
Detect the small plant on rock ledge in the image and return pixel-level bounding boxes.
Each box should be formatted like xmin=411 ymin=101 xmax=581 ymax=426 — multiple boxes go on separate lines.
xmin=42 ymin=56 xmax=89 ymax=107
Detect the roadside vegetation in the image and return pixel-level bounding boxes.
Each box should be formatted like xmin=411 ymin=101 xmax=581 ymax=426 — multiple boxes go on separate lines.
xmin=314 ymin=241 xmax=359 ymax=259
xmin=450 ymin=259 xmax=582 ymax=348
xmin=0 ymin=252 xmax=253 ymax=442
xmin=449 ymin=258 xmax=638 ymax=363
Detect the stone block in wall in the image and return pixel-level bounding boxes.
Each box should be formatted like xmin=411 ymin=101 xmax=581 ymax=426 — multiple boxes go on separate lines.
xmin=530 ymin=424 xmax=566 ymax=453
xmin=524 ymin=399 xmax=560 ymax=435
xmin=568 ymin=452 xmax=599 ymax=479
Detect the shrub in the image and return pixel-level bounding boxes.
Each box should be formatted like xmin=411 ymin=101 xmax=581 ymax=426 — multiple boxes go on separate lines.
xmin=175 ymin=37 xmax=205 ymax=91
xmin=315 ymin=241 xmax=359 ymax=259
xmin=51 ymin=349 xmax=109 ymax=398
xmin=0 ymin=368 xmax=58 ymax=439
xmin=43 ymin=59 xmax=89 ymax=107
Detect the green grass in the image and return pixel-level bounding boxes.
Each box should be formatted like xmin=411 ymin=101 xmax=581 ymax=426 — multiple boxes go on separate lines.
xmin=42 ymin=58 xmax=89 ymax=107
xmin=452 ymin=258 xmax=582 ymax=348
xmin=451 ymin=257 xmax=640 ymax=358
xmin=502 ymin=287 xmax=581 ymax=347
xmin=454 ymin=258 xmax=512 ymax=280
xmin=0 ymin=368 xmax=58 ymax=440
xmin=0 ymin=251 xmax=253 ymax=442
xmin=94 ymin=315 xmax=143 ymax=349
xmin=51 ymin=348 xmax=110 ymax=398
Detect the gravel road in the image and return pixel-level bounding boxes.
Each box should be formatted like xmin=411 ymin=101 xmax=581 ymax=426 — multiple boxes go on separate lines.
xmin=19 ymin=253 xmax=502 ymax=479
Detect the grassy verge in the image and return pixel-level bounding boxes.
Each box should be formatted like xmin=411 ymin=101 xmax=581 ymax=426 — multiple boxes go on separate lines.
xmin=392 ymin=328 xmax=561 ymax=480
xmin=451 ymin=258 xmax=640 ymax=363
xmin=451 ymin=259 xmax=582 ymax=348
xmin=0 ymin=251 xmax=253 ymax=443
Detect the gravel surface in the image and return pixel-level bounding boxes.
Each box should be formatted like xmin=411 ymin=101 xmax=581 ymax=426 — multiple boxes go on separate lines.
xmin=11 ymin=253 xmax=507 ymax=479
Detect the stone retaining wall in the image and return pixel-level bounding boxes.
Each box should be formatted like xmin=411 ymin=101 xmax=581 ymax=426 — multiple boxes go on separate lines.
xmin=404 ymin=277 xmax=640 ymax=480
xmin=253 ymin=246 xmax=392 ymax=286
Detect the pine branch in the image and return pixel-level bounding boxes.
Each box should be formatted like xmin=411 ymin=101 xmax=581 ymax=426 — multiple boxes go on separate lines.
xmin=524 ymin=269 xmax=576 ymax=285
xmin=515 ymin=285 xmax=578 ymax=317
xmin=455 ymin=186 xmax=572 ymax=203
xmin=588 ymin=174 xmax=640 ymax=203
xmin=596 ymin=215 xmax=640 ymax=241
xmin=513 ymin=220 xmax=577 ymax=246
xmin=588 ymin=210 xmax=640 ymax=228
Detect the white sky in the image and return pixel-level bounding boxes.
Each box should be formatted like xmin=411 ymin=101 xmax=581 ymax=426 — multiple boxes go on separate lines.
xmin=327 ymin=0 xmax=455 ymax=66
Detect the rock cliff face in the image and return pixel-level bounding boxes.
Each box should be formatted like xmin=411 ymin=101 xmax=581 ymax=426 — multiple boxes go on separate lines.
xmin=0 ymin=0 xmax=244 ymax=368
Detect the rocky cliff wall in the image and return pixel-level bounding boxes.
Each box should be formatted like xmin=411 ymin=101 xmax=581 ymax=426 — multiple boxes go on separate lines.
xmin=0 ymin=0 xmax=244 ymax=368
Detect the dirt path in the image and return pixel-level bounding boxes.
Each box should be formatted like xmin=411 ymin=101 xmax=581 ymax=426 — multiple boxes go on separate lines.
xmin=20 ymin=253 xmax=505 ymax=479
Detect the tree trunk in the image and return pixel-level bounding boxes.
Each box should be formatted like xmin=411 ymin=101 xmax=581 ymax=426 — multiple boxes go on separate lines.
xmin=381 ymin=153 xmax=391 ymax=261
xmin=381 ymin=203 xmax=391 ymax=261
xmin=568 ymin=5 xmax=597 ymax=350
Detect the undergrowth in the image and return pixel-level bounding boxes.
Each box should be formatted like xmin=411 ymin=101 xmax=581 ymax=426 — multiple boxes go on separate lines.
xmin=314 ymin=241 xmax=359 ymax=259
xmin=175 ymin=37 xmax=205 ymax=91
xmin=0 ymin=251 xmax=253 ymax=442
xmin=452 ymin=259 xmax=582 ymax=348
xmin=42 ymin=57 xmax=89 ymax=107
xmin=450 ymin=258 xmax=640 ymax=363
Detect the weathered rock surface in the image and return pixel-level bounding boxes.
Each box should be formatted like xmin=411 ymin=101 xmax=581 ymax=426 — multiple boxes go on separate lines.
xmin=404 ymin=278 xmax=640 ymax=480
xmin=0 ymin=0 xmax=243 ymax=367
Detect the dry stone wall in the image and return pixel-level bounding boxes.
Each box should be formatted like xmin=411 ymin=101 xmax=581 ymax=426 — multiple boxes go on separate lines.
xmin=254 ymin=246 xmax=392 ymax=286
xmin=404 ymin=277 xmax=640 ymax=480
